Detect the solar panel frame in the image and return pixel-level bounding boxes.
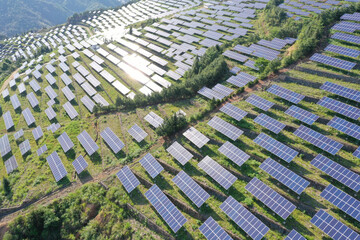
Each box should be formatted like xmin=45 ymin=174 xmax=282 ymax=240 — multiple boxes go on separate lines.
xmin=245 ymin=177 xmax=296 ymax=219
xmin=100 ymin=127 xmax=125 ymax=154
xmin=139 ymin=153 xmax=164 ymax=178
xmin=72 ymin=155 xmax=88 ymax=174
xmin=77 ymin=130 xmax=99 ymax=156
xmin=207 ymin=116 xmax=243 ymax=141
xmin=145 ymin=184 xmax=187 ymax=233
xmin=220 ymin=196 xmax=269 ymax=240
xmin=166 ymin=141 xmax=193 ymax=165
xmin=46 ymin=151 xmax=68 ymax=182
xmin=199 ymin=217 xmax=233 ymax=240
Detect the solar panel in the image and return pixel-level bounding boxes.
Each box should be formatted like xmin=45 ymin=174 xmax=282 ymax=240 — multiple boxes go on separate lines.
xmin=207 ymin=116 xmax=243 ymax=141
xmin=183 ymin=127 xmax=210 ymax=148
xmin=27 ymin=92 xmax=39 ymax=108
xmin=19 ymin=139 xmax=31 ymax=155
xmin=199 ymin=217 xmax=233 ymax=240
xmin=45 ymin=106 xmax=57 ymax=120
xmin=245 ymin=177 xmax=296 ymax=219
xmin=3 ymin=111 xmax=14 ymax=130
xmin=285 ymin=105 xmax=318 ymax=125
xmin=310 ymin=53 xmax=356 ymax=71
xmin=172 ymin=171 xmax=210 ymax=208
xmin=100 ymin=127 xmax=125 ymax=154
xmin=318 ymin=96 xmax=360 ymax=120
xmin=246 ymin=94 xmax=274 ymax=111
xmin=145 ymin=184 xmax=187 ymax=233
xmin=29 ymin=79 xmax=41 ymax=92
xmin=166 ymin=141 xmax=193 ymax=165
xmin=324 ymin=44 xmax=360 ymax=58
xmin=311 ymin=154 xmax=360 ymax=192
xmin=139 ymin=153 xmax=164 ymax=178
xmin=72 ymin=155 xmax=88 ymax=174
xmin=47 ymin=151 xmax=68 ymax=182
xmin=294 ymin=125 xmax=343 ymax=155
xmin=328 ymin=117 xmax=360 ymax=140
xmin=77 ymin=130 xmax=98 ymax=156
xmin=32 ymin=126 xmax=43 ymax=141
xmin=37 ymin=144 xmax=47 ymax=156
xmin=260 ymin=158 xmax=309 ymax=194
xmin=320 ymin=184 xmax=360 ymax=222
xmin=22 ymin=108 xmax=36 ymax=126
xmin=254 ymin=133 xmax=298 ymax=163
xmin=14 ymin=129 xmax=24 ymax=140
xmin=220 ymin=196 xmax=269 ymax=240
xmin=10 ymin=94 xmax=21 ymax=109
xmin=45 ymin=86 xmax=57 ymax=99
xmin=127 ymin=124 xmax=148 ymax=142
xmin=331 ymin=32 xmax=360 ymax=45
xmin=62 ymin=86 xmax=75 ymax=101
xmin=284 ymin=229 xmax=306 ymax=240
xmin=144 ymin=111 xmax=164 ymax=128
xmin=116 ymin=165 xmax=140 ymax=193
xmin=267 ymin=85 xmax=304 ymax=104
xmin=321 ymin=81 xmax=360 ymax=103
xmin=81 ymin=96 xmax=95 ymax=112
xmin=254 ymin=113 xmax=286 ymax=134
xmin=198 ymin=156 xmax=237 ymax=190
xmin=5 ymin=156 xmax=18 ymax=174
xmin=57 ymin=132 xmax=74 ymax=153
xmin=63 ymin=102 xmax=79 ymax=119
xmin=219 ymin=103 xmax=248 ymax=121
xmin=310 ymin=210 xmax=360 ymax=240
xmin=218 ymin=141 xmax=250 ymax=167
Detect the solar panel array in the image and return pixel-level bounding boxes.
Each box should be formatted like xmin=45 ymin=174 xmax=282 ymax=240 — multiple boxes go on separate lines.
xmin=220 ymin=196 xmax=269 ymax=240
xmin=311 ymin=154 xmax=360 ymax=192
xmin=27 ymin=92 xmax=39 ymax=108
xmin=37 ymin=144 xmax=47 ymax=156
xmin=207 ymin=116 xmax=243 ymax=141
xmin=166 ymin=141 xmax=193 ymax=165
xmin=218 ymin=141 xmax=250 ymax=167
xmin=10 ymin=95 xmax=21 ymax=109
xmin=198 ymin=156 xmax=237 ymax=190
xmin=267 ymin=85 xmax=304 ymax=104
xmin=19 ymin=139 xmax=31 ymax=155
xmin=318 ymin=96 xmax=360 ymax=120
xmin=310 ymin=210 xmax=360 ymax=240
xmin=219 ymin=103 xmax=248 ymax=121
xmin=245 ymin=177 xmax=296 ymax=219
xmin=183 ymin=127 xmax=210 ymax=148
xmin=284 ymin=229 xmax=306 ymax=240
xmin=116 ymin=166 xmax=140 ymax=193
xmin=3 ymin=111 xmax=14 ymax=130
xmin=331 ymin=32 xmax=360 ymax=45
xmin=47 ymin=151 xmax=67 ymax=182
xmin=172 ymin=171 xmax=210 ymax=208
xmin=128 ymin=124 xmax=148 ymax=142
xmin=320 ymin=184 xmax=360 ymax=222
xmin=72 ymin=155 xmax=88 ymax=174
xmin=139 ymin=153 xmax=164 ymax=178
xmin=145 ymin=184 xmax=187 ymax=233
xmin=254 ymin=113 xmax=286 ymax=134
xmin=100 ymin=127 xmax=125 ymax=154
xmin=320 ymin=81 xmax=360 ymax=103
xmin=77 ymin=130 xmax=99 ymax=156
xmin=260 ymin=158 xmax=309 ymax=194
xmin=57 ymin=132 xmax=74 ymax=153
xmin=310 ymin=53 xmax=356 ymax=71
xmin=5 ymin=156 xmax=18 ymax=174
xmin=325 ymin=44 xmax=360 ymax=58
xmin=254 ymin=133 xmax=298 ymax=163
xmin=246 ymin=94 xmax=274 ymax=111
xmin=294 ymin=125 xmax=343 ymax=155
xmin=22 ymin=108 xmax=35 ymax=126
xmin=14 ymin=129 xmax=24 ymax=140
xmin=32 ymin=126 xmax=43 ymax=141
xmin=285 ymin=105 xmax=319 ymax=125
xmin=328 ymin=117 xmax=360 ymax=140
xmin=63 ymin=102 xmax=79 ymax=120
xmin=199 ymin=217 xmax=233 ymax=240
xmin=144 ymin=111 xmax=164 ymax=128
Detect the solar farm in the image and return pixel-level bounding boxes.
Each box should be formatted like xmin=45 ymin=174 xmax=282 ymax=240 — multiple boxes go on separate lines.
xmin=1 ymin=0 xmax=360 ymax=239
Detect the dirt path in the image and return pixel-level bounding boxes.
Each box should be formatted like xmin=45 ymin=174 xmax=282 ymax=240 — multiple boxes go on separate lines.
xmin=0 ymin=68 xmax=20 ymax=92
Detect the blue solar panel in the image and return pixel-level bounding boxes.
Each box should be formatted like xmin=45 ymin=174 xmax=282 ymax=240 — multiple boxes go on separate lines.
xmin=246 ymin=95 xmax=274 ymax=111
xmin=311 ymin=154 xmax=360 ymax=192
xmin=353 ymin=146 xmax=360 ymax=158
xmin=254 ymin=113 xmax=286 ymax=134
xmin=166 ymin=141 xmax=193 ymax=165
xmin=172 ymin=171 xmax=210 ymax=208
xmin=100 ymin=127 xmax=125 ymax=154
xmin=207 ymin=116 xmax=243 ymax=141
xmin=260 ymin=158 xmax=309 ymax=194
xmin=245 ymin=177 xmax=296 ymax=219
xmin=77 ymin=130 xmax=99 ymax=156
xmin=46 ymin=151 xmax=67 ymax=182
xmin=294 ymin=125 xmax=343 ymax=155
xmin=116 ymin=166 xmax=140 ymax=193
xmin=220 ymin=196 xmax=269 ymax=240
xmin=320 ymin=184 xmax=360 ymax=222
xmin=254 ymin=133 xmax=298 ymax=163
xmin=198 ymin=156 xmax=237 ymax=190
xmin=267 ymin=85 xmax=304 ymax=104
xmin=318 ymin=97 xmax=360 ymax=120
xmin=199 ymin=217 xmax=233 ymax=240
xmin=321 ymin=81 xmax=360 ymax=103
xmin=285 ymin=105 xmax=318 ymax=125
xmin=328 ymin=117 xmax=360 ymax=140
xmin=219 ymin=103 xmax=248 ymax=121
xmin=310 ymin=210 xmax=360 ymax=240
xmin=324 ymin=44 xmax=360 ymax=58
xmin=218 ymin=141 xmax=250 ymax=167
xmin=139 ymin=153 xmax=164 ymax=178
xmin=72 ymin=155 xmax=88 ymax=174
xmin=310 ymin=53 xmax=356 ymax=71
xmin=284 ymin=229 xmax=306 ymax=240
xmin=331 ymin=32 xmax=360 ymax=45
xmin=145 ymin=184 xmax=187 ymax=233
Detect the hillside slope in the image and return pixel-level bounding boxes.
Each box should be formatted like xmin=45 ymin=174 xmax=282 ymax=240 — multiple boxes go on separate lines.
xmin=0 ymin=0 xmax=126 ymax=37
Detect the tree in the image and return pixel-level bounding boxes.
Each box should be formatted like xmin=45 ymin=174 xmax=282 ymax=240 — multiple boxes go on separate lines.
xmin=255 ymin=58 xmax=270 ymax=73
xmin=2 ymin=177 xmax=10 ymax=195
